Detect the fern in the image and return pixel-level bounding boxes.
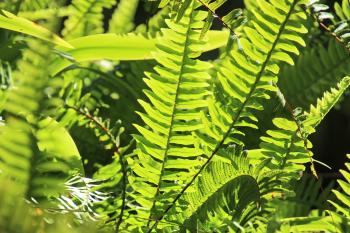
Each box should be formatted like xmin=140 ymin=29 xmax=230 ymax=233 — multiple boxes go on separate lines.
xmin=62 ymin=0 xmax=115 ymax=39
xmin=303 ymin=76 xmax=350 ymax=133
xmin=278 ymin=39 xmax=350 ymax=109
xmin=127 ymin=2 xmax=212 ymax=229
xmin=310 ymin=0 xmax=350 ymax=49
xmin=327 ymin=154 xmax=350 ymax=232
xmin=0 ymin=39 xmax=74 ymax=231
xmin=249 ymin=117 xmax=310 ymax=180
xmin=109 ymin=0 xmax=139 ymax=34
xmin=174 ymin=153 xmax=282 ymax=231
xmin=0 ymin=0 xmax=350 ymax=232
xmin=143 ymin=0 xmax=311 ymax=230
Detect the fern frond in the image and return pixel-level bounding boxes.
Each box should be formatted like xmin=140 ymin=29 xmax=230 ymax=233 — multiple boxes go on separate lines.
xmin=62 ymin=0 xmax=115 ymax=39
xmin=128 ymin=1 xmax=211 ymax=229
xmin=201 ymin=0 xmax=309 ymax=154
xmin=303 ymin=76 xmax=350 ymax=133
xmin=278 ymin=39 xmax=350 ymax=109
xmin=109 ymin=0 xmax=139 ymax=34
xmin=148 ymin=0 xmax=310 ymax=229
xmin=329 ymin=154 xmax=350 ymax=218
xmin=62 ymin=103 xmax=129 ymax=227
xmin=248 ymin=117 xmax=310 ymax=180
xmin=332 ymin=0 xmax=350 ymax=49
xmin=174 ymin=154 xmax=282 ymax=232
xmin=0 ymin=40 xmax=77 ymax=232
xmin=310 ymin=0 xmax=350 ymax=49
xmin=20 ymin=0 xmax=54 ymax=11
xmin=195 ymin=0 xmax=246 ymax=33
xmin=249 ymin=77 xmax=350 ymax=190
xmin=18 ymin=7 xmax=70 ymax=21
xmin=288 ymin=154 xmax=350 ymax=232
xmin=196 ymin=0 xmax=310 ymax=173
xmin=270 ymin=175 xmax=334 ymax=221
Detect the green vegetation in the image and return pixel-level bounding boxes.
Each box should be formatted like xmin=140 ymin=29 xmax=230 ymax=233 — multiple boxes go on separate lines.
xmin=0 ymin=0 xmax=349 ymax=232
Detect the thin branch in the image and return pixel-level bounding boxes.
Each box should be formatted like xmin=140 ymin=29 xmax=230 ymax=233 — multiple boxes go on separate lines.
xmin=64 ymin=104 xmax=127 ymax=232
xmin=195 ymin=0 xmax=238 ymax=38
xmin=303 ymin=5 xmax=350 ymax=53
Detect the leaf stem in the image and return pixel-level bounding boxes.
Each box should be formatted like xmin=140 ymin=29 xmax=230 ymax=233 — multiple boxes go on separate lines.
xmin=64 ymin=105 xmax=127 ymax=232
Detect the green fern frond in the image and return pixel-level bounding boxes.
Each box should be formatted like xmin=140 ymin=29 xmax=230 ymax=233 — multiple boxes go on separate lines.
xmin=109 ymin=0 xmax=139 ymax=34
xmin=146 ymin=1 xmax=310 ymax=230
xmin=20 ymin=0 xmax=53 ymax=11
xmin=253 ymin=77 xmax=350 ymax=179
xmin=128 ymin=1 xmax=211 ymax=228
xmin=287 ymin=154 xmax=350 ymax=233
xmin=269 ymin=175 xmax=334 ymax=223
xmin=303 ymin=76 xmax=350 ymax=133
xmin=332 ymin=0 xmax=350 ymax=49
xmin=195 ymin=0 xmax=246 ymax=32
xmin=62 ymin=0 xmax=115 ymax=39
xmin=329 ymin=154 xmax=350 ymax=218
xmin=312 ymin=0 xmax=350 ymax=49
xmin=196 ymin=0 xmax=309 ymax=165
xmin=0 ymin=39 xmax=71 ymax=225
xmin=174 ymin=154 xmax=282 ymax=232
xmin=248 ymin=117 xmax=310 ymax=180
xmin=278 ymin=39 xmax=350 ymax=109
xmin=334 ymin=0 xmax=350 ymax=21
xmin=135 ymin=6 xmax=170 ymax=37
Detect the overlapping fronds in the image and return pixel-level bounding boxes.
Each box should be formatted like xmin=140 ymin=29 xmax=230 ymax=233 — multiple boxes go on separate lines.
xmin=0 ymin=39 xmax=68 ymax=223
xmin=286 ymin=155 xmax=350 ymax=232
xmin=278 ymin=39 xmax=350 ymax=109
xmin=253 ymin=176 xmax=334 ymax=233
xmin=248 ymin=118 xmax=310 ymax=180
xmin=195 ymin=0 xmax=246 ymax=33
xmin=173 ymin=152 xmax=282 ymax=232
xmin=127 ymin=1 xmax=212 ymax=229
xmin=197 ymin=0 xmax=309 ymax=164
xmin=250 ymin=77 xmax=350 ymax=181
xmin=0 ymin=0 xmax=349 ymax=232
xmin=143 ymin=1 xmax=310 ymax=231
xmin=61 ymin=103 xmax=129 ymax=224
xmin=62 ymin=0 xmax=116 ymax=39
xmin=272 ymin=175 xmax=333 ymax=218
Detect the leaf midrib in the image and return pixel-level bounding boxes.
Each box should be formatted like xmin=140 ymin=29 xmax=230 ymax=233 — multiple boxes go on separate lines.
xmin=147 ymin=0 xmax=300 ymax=230
xmin=147 ymin=3 xmax=197 ymax=227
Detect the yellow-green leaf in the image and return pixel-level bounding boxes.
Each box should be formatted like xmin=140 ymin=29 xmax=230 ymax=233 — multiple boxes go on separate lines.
xmin=0 ymin=9 xmax=73 ymax=48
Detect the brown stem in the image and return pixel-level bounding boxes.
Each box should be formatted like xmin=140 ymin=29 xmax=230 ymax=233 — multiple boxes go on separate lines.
xmin=64 ymin=104 xmax=127 ymax=232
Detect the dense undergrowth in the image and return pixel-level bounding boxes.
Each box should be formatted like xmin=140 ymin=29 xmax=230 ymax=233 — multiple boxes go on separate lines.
xmin=0 ymin=0 xmax=349 ymax=232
